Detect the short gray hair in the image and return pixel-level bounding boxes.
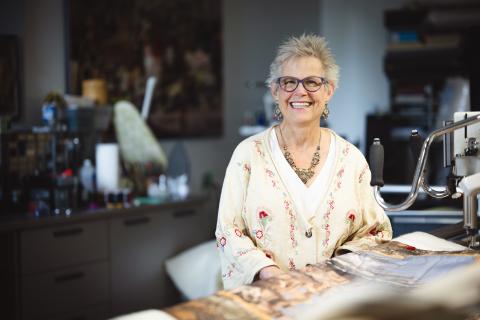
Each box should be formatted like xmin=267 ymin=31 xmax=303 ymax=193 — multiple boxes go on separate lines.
xmin=266 ymin=34 xmax=340 ymax=89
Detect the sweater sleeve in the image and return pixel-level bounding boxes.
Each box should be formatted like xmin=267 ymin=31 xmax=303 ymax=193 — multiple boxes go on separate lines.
xmin=215 ymin=144 xmax=277 ymax=290
xmin=335 ymin=157 xmax=393 ymax=255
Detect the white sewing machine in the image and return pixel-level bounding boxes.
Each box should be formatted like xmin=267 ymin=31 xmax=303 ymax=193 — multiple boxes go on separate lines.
xmin=370 ymin=112 xmax=480 ymax=249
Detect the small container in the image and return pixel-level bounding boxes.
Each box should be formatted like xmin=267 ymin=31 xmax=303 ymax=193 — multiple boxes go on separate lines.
xmin=42 ymin=103 xmax=57 ymax=126
xmin=80 ymin=159 xmax=95 ymax=192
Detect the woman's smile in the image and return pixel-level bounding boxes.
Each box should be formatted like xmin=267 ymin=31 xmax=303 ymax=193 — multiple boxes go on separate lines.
xmin=289 ymin=101 xmax=313 ymax=109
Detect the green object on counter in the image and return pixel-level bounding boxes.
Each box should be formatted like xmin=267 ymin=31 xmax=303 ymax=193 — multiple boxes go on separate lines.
xmin=133 ymin=196 xmax=166 ymax=206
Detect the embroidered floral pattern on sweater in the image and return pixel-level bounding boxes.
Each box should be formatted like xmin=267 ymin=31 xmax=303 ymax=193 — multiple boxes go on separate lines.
xmin=265 ymin=169 xmax=274 ymax=178
xmin=236 ymin=248 xmax=257 ymax=257
xmin=346 ymin=210 xmax=356 ymax=223
xmin=265 ymin=168 xmax=278 ymax=188
xmin=358 ymin=164 xmax=368 ymax=184
xmin=259 ymin=210 xmax=269 ymax=220
xmin=369 ymin=221 xmax=387 ymax=238
xmin=218 ymin=236 xmax=227 ymax=251
xmin=321 ymin=144 xmax=350 ymax=248
xmin=217 ymin=218 xmax=247 ymax=255
xmin=222 ymin=263 xmax=237 ymax=279
xmin=259 ymin=138 xmax=299 ymax=256
xmin=288 ymin=258 xmax=296 ymax=271
xmin=253 ymin=209 xmax=273 ymax=246
xmin=284 ymin=200 xmax=298 ymax=250
xmin=336 ymin=168 xmax=344 ymax=189
xmin=253 ymin=140 xmax=265 ymax=158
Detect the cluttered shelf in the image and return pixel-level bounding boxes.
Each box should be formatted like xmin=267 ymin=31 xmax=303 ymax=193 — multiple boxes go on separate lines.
xmin=366 ymin=2 xmax=480 ymax=189
xmin=0 ymin=90 xmax=202 ymax=220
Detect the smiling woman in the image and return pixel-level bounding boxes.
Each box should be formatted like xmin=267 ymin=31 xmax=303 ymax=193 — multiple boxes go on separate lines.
xmin=273 ymin=56 xmax=333 ymax=134
xmin=215 ymin=34 xmax=393 ymax=290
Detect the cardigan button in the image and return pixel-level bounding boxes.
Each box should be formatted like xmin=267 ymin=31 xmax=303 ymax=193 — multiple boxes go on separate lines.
xmin=305 ymin=229 xmax=312 ymax=238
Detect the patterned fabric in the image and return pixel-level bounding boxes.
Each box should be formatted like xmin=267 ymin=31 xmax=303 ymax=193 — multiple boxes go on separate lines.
xmin=166 ymin=263 xmax=352 ymax=320
xmin=215 ymin=127 xmax=393 ymax=290
xmin=165 ymin=241 xmax=480 ymax=320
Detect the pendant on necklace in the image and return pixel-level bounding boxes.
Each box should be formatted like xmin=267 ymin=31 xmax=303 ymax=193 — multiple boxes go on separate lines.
xmin=279 ymin=126 xmax=322 ymax=185
xmin=295 ymin=168 xmax=315 ymax=184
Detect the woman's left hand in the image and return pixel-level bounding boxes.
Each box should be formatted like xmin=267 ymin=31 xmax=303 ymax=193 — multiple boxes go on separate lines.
xmin=257 ymin=265 xmax=285 ymax=280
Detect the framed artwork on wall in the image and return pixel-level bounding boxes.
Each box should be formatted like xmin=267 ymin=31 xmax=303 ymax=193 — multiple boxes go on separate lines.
xmin=0 ymin=34 xmax=21 ymax=119
xmin=66 ymin=0 xmax=223 ymax=138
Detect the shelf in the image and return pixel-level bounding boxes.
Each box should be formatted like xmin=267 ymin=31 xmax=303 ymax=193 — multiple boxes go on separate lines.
xmin=238 ymin=125 xmax=268 ymax=137
xmin=384 ymin=47 xmax=466 ymax=80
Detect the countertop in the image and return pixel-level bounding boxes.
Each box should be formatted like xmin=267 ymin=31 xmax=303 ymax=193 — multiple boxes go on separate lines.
xmin=0 ymin=194 xmax=209 ymax=232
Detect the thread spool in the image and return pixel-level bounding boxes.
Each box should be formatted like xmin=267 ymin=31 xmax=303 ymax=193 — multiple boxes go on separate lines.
xmin=82 ymin=79 xmax=108 ymax=106
xmin=95 ymin=143 xmax=120 ymax=192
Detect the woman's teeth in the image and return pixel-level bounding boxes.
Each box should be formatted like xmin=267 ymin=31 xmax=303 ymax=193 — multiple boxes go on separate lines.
xmin=290 ymin=102 xmax=311 ymax=109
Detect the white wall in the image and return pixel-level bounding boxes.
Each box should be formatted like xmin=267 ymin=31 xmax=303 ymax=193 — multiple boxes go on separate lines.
xmin=320 ymin=0 xmax=406 ymax=152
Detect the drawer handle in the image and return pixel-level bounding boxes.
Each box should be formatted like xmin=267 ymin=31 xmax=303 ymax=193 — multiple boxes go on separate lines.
xmin=53 ymin=227 xmax=83 ymax=238
xmin=173 ymin=209 xmax=196 ymax=218
xmin=124 ymin=216 xmax=151 ymax=226
xmin=54 ymin=271 xmax=85 ymax=283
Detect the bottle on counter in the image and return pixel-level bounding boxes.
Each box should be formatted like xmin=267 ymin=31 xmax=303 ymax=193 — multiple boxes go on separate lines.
xmin=79 ymin=159 xmax=95 ymax=205
xmin=166 ymin=142 xmax=190 ymax=200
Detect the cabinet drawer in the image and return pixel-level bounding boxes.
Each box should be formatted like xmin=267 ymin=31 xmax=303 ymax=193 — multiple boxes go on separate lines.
xmin=20 ymin=220 xmax=108 ymax=274
xmin=46 ymin=304 xmax=109 ymax=320
xmin=21 ymin=262 xmax=109 ymax=320
xmin=164 ymin=205 xmax=212 ymax=254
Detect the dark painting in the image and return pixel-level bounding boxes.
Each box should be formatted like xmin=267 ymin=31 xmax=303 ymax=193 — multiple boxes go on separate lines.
xmin=67 ymin=0 xmax=223 ymax=138
xmin=0 ymin=35 xmax=21 ymax=118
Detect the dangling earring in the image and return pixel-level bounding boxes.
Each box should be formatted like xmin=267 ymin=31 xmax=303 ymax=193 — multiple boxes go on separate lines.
xmin=322 ymin=103 xmax=329 ymax=119
xmin=274 ymin=103 xmax=283 ymax=121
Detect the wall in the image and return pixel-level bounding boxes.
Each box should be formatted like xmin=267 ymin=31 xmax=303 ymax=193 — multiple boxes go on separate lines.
xmin=24 ymin=0 xmax=66 ymax=125
xmin=0 ymin=1 xmax=24 ymax=34
xmin=1 ymin=0 xmax=65 ymax=125
xmin=177 ymin=0 xmax=320 ymax=192
xmin=320 ymin=0 xmax=407 ymax=152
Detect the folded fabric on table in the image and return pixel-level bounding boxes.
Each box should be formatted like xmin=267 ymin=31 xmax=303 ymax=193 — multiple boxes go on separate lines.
xmin=330 ymin=250 xmax=475 ymax=286
xmin=393 ymin=231 xmax=468 ymax=251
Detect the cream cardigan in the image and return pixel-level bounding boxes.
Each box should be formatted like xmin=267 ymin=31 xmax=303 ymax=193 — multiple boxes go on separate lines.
xmin=215 ymin=127 xmax=392 ymax=290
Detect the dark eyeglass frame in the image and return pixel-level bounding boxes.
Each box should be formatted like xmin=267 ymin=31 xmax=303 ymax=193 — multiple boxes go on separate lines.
xmin=276 ymin=76 xmax=328 ymax=92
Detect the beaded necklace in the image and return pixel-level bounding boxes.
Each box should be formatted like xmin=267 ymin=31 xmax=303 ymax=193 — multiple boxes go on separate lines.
xmin=279 ymin=126 xmax=321 ymax=184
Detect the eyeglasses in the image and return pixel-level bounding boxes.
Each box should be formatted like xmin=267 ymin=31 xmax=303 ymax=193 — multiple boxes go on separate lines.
xmin=276 ymin=76 xmax=328 ymax=92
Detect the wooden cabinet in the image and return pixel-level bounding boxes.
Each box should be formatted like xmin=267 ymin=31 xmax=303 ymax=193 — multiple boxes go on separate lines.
xmin=21 ymin=262 xmax=109 ymax=320
xmin=19 ymin=221 xmax=109 ymax=320
xmin=110 ymin=201 xmax=212 ymax=317
xmin=20 ymin=221 xmax=108 ymax=274
xmin=110 ymin=213 xmax=172 ymax=315
xmin=0 ymin=195 xmax=214 ymax=320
